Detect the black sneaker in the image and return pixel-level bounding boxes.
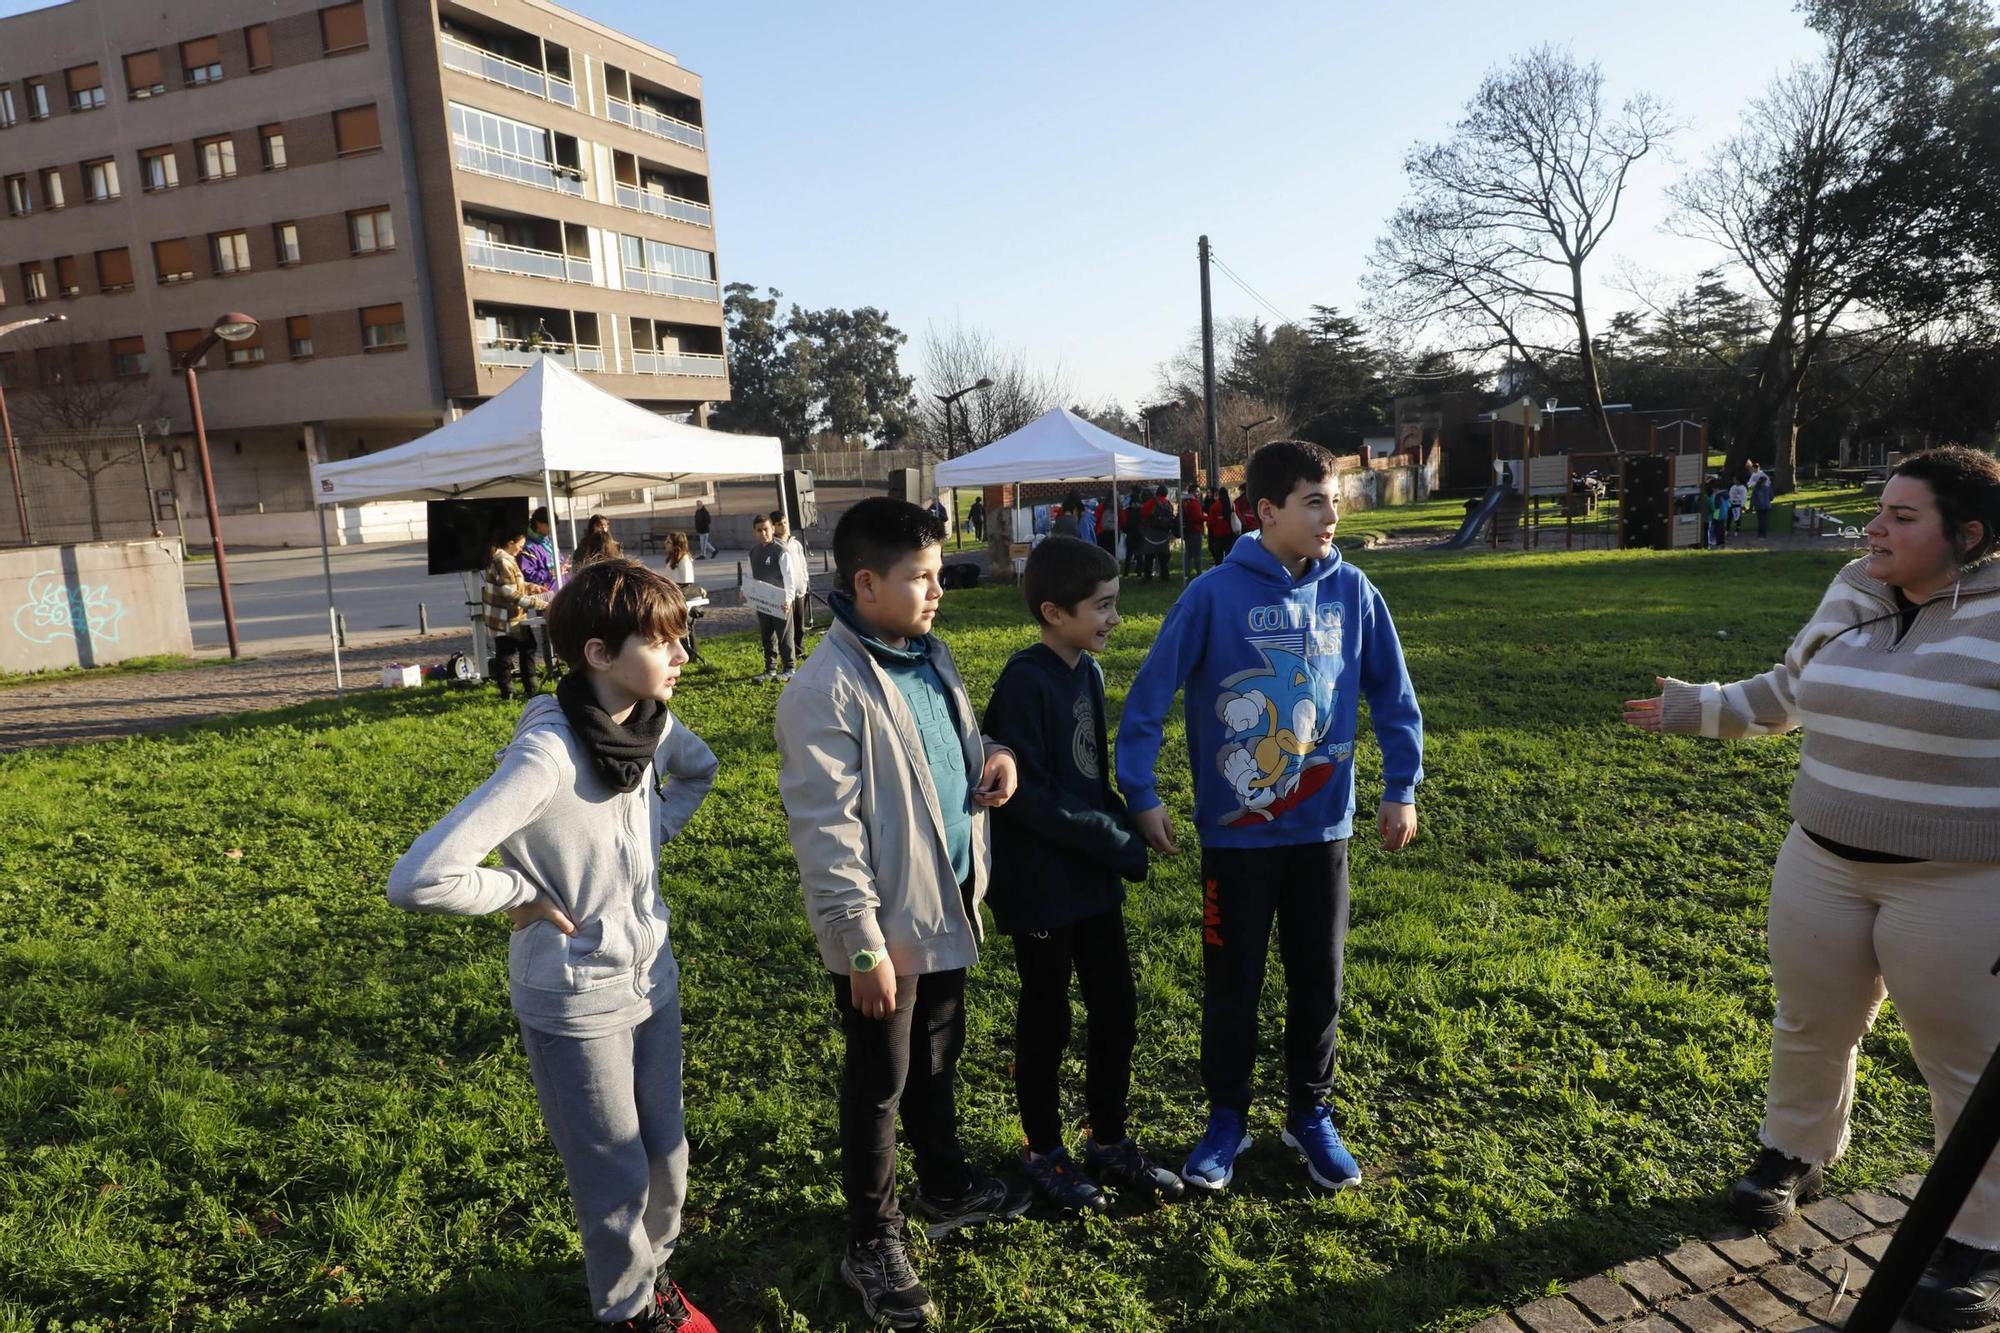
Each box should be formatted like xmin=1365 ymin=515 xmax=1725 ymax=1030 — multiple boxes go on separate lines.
xmin=1908 ymin=1239 xmax=2000 ymax=1331
xmin=1726 ymin=1147 xmax=1824 ymax=1229
xmin=1083 ymin=1132 xmax=1187 ymax=1203
xmin=910 ymin=1171 xmax=1032 ymax=1240
xmin=1021 ymin=1146 xmax=1109 ymax=1214
xmin=840 ymin=1231 xmax=936 ymax=1329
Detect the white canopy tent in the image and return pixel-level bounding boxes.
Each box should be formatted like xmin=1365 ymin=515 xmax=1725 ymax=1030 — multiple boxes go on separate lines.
xmin=933 ymin=406 xmax=1180 ymax=487
xmin=306 ymin=356 xmax=783 ymax=694
xmin=933 ymin=406 xmax=1181 ymax=547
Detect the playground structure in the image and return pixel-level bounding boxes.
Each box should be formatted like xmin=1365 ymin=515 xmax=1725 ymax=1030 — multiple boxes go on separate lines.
xmin=1439 ymin=400 xmax=1709 ymax=552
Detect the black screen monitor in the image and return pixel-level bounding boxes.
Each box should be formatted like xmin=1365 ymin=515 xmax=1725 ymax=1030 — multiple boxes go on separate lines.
xmin=427 ymin=498 xmax=532 ymax=576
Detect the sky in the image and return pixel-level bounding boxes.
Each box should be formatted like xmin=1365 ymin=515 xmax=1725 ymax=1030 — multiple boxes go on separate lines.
xmin=1 ymin=0 xmax=1829 ymax=409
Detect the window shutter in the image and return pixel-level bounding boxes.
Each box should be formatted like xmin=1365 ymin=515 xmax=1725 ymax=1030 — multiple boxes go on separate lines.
xmin=95 ymin=248 xmax=133 ymax=288
xmin=153 ymin=237 xmax=192 ymax=279
xmin=333 ymin=103 xmax=381 ymax=154
xmin=180 ymin=36 xmax=221 ymax=67
xmin=245 ymin=24 xmax=273 ymax=70
xmin=123 ymin=50 xmax=164 ymax=90
xmin=65 ymin=63 xmax=101 ymax=94
xmin=319 ymin=3 xmax=367 ymax=52
xmin=360 ymin=303 xmax=402 ymax=328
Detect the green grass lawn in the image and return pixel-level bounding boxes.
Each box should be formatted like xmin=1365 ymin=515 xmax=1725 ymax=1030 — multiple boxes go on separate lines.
xmin=0 ymin=543 xmax=1935 ymax=1332
xmin=0 ymin=653 xmax=211 ymax=691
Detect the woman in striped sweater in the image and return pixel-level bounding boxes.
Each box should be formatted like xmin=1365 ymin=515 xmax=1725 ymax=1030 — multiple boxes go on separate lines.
xmin=1626 ymin=446 xmax=2000 ymax=1331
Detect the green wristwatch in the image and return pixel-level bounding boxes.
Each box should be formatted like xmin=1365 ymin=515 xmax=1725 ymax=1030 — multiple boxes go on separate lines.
xmin=851 ymin=946 xmax=888 ymax=973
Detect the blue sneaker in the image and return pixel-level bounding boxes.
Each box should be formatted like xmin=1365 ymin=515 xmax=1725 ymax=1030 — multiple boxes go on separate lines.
xmin=1181 ymin=1106 xmax=1252 ymax=1191
xmin=1282 ymin=1105 xmax=1360 ymax=1190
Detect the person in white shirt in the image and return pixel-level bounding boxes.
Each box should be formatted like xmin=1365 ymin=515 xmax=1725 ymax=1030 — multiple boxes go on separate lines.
xmin=773 ymin=511 xmax=812 ymax=655
xmin=1729 ymin=478 xmax=1750 ymax=533
xmin=664 ymin=530 xmax=701 ymax=663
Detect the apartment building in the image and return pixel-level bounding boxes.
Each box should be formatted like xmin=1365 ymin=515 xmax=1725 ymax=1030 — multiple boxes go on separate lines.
xmin=0 ymin=0 xmax=730 ymax=545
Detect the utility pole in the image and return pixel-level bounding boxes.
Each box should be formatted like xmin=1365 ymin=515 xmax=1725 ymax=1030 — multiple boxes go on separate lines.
xmin=1198 ymin=235 xmax=1219 ymax=487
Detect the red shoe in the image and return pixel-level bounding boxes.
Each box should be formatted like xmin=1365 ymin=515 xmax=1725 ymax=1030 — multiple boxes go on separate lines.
xmin=655 ymin=1278 xmax=718 ymax=1333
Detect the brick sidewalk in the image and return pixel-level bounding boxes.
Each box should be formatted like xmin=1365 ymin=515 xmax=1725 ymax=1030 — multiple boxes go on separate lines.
xmin=1473 ymin=1176 xmax=1986 ymax=1333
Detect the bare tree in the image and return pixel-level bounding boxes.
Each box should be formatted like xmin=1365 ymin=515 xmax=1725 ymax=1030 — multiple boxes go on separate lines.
xmin=913 ymin=320 xmax=1071 ymax=458
xmin=1364 ymin=45 xmax=1677 ymax=450
xmin=1666 ymin=0 xmax=1995 ymax=487
xmin=9 ymin=338 xmax=160 ymax=541
xmin=1148 ymin=391 xmax=1294 ymax=468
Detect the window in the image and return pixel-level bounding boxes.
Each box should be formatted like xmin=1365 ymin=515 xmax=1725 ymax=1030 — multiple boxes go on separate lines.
xmin=0 ymin=87 xmax=16 ymax=128
xmin=319 ymin=3 xmax=367 ymax=54
xmin=124 ymin=50 xmax=166 ymax=98
xmin=94 ymin=248 xmax=134 ymax=292
xmin=181 ymin=37 xmax=223 ymax=85
xmin=55 ymin=256 xmax=79 ymax=297
xmin=348 ymin=207 xmax=394 ymax=254
xmin=333 ymin=103 xmax=381 ymax=156
xmin=287 ymin=315 xmax=313 ymax=359
xmin=110 ymin=336 xmax=147 ymax=378
xmin=259 ymin=124 xmax=287 ymax=170
xmin=166 ymin=328 xmax=211 ymax=370
xmin=197 ymin=135 xmax=237 ymax=181
xmin=27 ymin=81 xmax=49 ymax=120
xmin=152 ymin=238 xmax=193 ymax=284
xmin=226 ymin=327 xmax=265 ymax=366
xmin=4 ymin=175 xmax=27 ymax=217
xmin=141 ymin=147 xmax=178 ymax=192
xmin=39 ymin=168 xmax=64 ymax=209
xmin=65 ymin=64 xmax=105 ymax=111
xmin=84 ymin=158 xmax=119 ymax=202
xmin=20 ymin=262 xmax=47 ymax=303
xmin=274 ymin=222 xmax=300 ymax=266
xmin=245 ymin=23 xmax=273 ymax=72
xmin=360 ymin=302 xmax=406 ymax=350
xmin=211 ymin=230 xmax=250 ymax=274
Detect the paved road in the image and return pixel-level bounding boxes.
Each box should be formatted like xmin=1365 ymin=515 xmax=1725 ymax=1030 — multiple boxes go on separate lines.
xmin=183 ymin=542 xmax=766 ymax=656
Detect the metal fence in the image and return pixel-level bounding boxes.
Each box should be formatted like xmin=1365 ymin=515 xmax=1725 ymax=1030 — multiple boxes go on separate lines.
xmin=0 ymin=426 xmax=180 ymax=547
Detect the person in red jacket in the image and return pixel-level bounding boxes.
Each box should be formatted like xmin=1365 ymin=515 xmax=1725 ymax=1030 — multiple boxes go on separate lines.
xmin=1181 ymin=488 xmax=1208 ymax=579
xmin=1234 ymin=489 xmax=1261 ymax=537
xmin=1206 ymin=487 xmax=1237 ymax=561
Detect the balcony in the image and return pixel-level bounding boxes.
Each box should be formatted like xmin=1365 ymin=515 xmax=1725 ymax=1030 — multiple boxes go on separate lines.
xmin=453 ymin=137 xmax=583 ymax=195
xmin=478 ymin=338 xmax=605 ymax=371
xmin=606 ymin=97 xmax=705 ymax=151
xmin=622 ymin=267 xmax=720 ymax=302
xmin=441 ymin=34 xmax=576 ymax=107
xmin=612 ymin=183 xmax=712 ymax=228
xmin=465 ymin=237 xmax=594 ymax=284
xmin=631 ymin=349 xmax=725 ymax=377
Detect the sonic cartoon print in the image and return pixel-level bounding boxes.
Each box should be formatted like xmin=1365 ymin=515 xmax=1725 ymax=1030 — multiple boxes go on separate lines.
xmin=1215 ymin=602 xmax=1353 ymax=825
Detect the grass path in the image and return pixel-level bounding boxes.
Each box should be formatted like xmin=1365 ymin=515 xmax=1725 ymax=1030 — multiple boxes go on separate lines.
xmin=0 ymin=543 xmax=1934 ymax=1331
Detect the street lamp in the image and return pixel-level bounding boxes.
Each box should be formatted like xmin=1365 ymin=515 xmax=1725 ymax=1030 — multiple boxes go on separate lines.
xmin=934 ymin=376 xmax=991 ymax=547
xmin=0 ymin=312 xmax=68 ymax=544
xmin=176 ymin=311 xmax=258 ymax=658
xmin=1237 ymin=414 xmax=1277 ymax=455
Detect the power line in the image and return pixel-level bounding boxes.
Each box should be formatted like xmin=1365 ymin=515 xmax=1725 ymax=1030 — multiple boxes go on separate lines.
xmin=1207 ymin=248 xmax=1302 ymax=329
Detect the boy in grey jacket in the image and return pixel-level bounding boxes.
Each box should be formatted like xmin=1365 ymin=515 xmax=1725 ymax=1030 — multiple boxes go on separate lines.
xmin=389 ymin=560 xmax=719 ymax=1333
xmin=775 ymin=498 xmax=1027 ymax=1330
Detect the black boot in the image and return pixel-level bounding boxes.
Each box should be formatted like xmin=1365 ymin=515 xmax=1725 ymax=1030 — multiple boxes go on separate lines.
xmin=1908 ymin=1239 xmax=2000 ymax=1331
xmin=488 ymin=654 xmax=513 ymax=702
xmin=1727 ymin=1147 xmax=1823 ymax=1229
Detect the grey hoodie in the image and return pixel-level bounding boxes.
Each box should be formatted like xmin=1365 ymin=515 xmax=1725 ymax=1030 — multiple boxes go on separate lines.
xmin=387 ymin=694 xmax=718 ymax=1036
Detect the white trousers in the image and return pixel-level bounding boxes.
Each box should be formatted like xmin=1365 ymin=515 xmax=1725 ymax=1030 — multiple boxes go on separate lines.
xmin=1763 ymin=825 xmax=2000 ymax=1246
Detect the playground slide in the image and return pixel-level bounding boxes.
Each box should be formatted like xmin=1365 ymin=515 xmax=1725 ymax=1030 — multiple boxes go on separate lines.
xmin=1436 ymin=485 xmax=1511 ymax=550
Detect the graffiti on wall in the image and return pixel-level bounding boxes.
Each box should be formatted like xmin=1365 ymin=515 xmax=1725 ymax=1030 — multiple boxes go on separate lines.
xmin=11 ymin=569 xmax=127 ymax=647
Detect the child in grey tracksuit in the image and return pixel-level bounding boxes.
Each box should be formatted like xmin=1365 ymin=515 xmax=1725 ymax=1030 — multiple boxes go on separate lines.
xmin=388 ymin=560 xmax=719 ymax=1333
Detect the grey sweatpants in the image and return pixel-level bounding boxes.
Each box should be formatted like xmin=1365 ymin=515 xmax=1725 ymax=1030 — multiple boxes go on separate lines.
xmin=520 ymin=993 xmax=687 ymax=1323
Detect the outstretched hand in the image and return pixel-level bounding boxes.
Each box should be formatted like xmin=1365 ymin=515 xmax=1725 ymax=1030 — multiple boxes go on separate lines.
xmin=1622 ymin=677 xmax=1668 ymax=732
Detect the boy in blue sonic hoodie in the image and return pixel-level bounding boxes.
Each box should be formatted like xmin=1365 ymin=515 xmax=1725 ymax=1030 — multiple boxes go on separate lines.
xmin=1117 ymin=439 xmax=1424 ymax=1194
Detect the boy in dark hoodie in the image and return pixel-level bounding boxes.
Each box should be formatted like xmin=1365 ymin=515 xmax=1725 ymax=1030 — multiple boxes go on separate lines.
xmin=981 ymin=537 xmax=1187 ymax=1213
xmin=1117 ymin=439 xmax=1424 ymax=1194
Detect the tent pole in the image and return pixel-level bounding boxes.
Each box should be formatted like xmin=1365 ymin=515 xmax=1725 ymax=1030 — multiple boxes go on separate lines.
xmin=318 ymin=503 xmax=343 ymax=702
xmin=542 ymin=470 xmax=564 ymax=589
